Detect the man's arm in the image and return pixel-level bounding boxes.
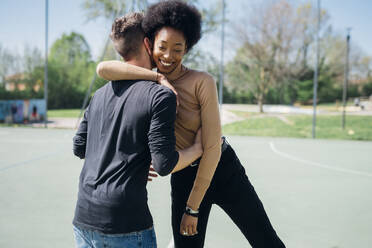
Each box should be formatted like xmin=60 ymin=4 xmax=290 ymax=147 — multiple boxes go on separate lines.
xmin=148 ymin=90 xmax=202 ymax=176
xmin=171 ymin=129 xmax=202 ymax=173
xmin=148 ymin=89 xmax=179 ymax=176
xmin=148 ymin=129 xmax=202 ymax=181
xmin=73 ymin=105 xmax=90 ymax=159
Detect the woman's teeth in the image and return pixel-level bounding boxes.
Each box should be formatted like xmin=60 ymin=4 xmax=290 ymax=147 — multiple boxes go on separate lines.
xmin=160 ymin=60 xmax=172 ymax=67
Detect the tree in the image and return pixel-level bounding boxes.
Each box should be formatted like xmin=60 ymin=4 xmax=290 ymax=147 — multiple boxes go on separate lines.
xmin=227 ymin=0 xmax=352 ymax=110
xmin=227 ymin=47 xmax=272 ymax=112
xmin=48 ymin=32 xmax=96 ymax=109
xmin=82 ymin=0 xmax=149 ymax=21
xmin=0 ymin=44 xmax=20 ymax=84
xmin=229 ymin=1 xmax=303 ymax=111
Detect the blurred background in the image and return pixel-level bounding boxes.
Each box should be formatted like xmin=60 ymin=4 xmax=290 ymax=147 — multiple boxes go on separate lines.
xmin=1 ymin=0 xmax=372 ymax=140
xmin=1 ymin=1 xmax=372 ymax=248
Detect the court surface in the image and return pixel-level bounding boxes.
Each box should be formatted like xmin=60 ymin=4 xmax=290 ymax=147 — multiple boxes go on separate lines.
xmin=0 ymin=127 xmax=371 ymax=248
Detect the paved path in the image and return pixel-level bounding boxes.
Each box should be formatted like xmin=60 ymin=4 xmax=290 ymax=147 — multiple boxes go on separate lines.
xmin=29 ymin=108 xmax=245 ymax=129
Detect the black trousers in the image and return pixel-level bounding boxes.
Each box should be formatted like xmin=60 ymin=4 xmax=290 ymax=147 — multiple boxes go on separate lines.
xmin=171 ymin=143 xmax=285 ymax=248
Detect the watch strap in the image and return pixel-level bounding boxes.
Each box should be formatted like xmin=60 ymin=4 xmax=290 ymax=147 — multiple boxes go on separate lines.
xmin=185 ymin=206 xmax=199 ymax=217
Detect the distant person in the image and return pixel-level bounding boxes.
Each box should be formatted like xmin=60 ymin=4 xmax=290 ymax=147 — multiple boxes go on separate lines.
xmin=30 ymin=105 xmax=39 ymax=122
xmin=97 ymin=1 xmax=286 ymax=247
xmin=72 ymin=12 xmax=203 ymax=248
xmin=11 ymin=103 xmax=17 ymax=123
xmin=354 ymin=98 xmax=360 ymax=107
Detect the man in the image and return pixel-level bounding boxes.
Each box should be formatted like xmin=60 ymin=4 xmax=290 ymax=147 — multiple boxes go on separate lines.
xmin=72 ymin=12 xmax=202 ymax=248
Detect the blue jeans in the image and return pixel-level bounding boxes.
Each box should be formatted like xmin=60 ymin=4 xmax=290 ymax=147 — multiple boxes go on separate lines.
xmin=73 ymin=225 xmax=157 ymax=248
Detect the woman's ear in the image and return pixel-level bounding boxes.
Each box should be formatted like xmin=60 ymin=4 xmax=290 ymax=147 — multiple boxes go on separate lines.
xmin=144 ymin=37 xmax=153 ymax=56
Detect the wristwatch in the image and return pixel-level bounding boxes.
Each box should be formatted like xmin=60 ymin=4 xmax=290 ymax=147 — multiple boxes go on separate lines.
xmin=185 ymin=206 xmax=199 ymax=217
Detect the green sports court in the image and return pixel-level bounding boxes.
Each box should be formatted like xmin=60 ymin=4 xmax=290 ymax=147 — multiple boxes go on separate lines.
xmin=1 ymin=127 xmax=371 ymax=248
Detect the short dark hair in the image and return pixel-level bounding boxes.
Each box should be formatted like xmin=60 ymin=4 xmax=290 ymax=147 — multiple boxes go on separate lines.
xmin=142 ymin=0 xmax=202 ymax=52
xmin=110 ymin=12 xmax=145 ymax=60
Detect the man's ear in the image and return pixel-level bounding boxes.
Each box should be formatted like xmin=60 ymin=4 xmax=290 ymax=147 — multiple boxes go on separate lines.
xmin=144 ymin=37 xmax=152 ymax=56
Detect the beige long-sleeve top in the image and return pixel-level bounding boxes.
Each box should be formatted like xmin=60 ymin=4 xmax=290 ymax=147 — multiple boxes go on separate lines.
xmin=97 ymin=61 xmax=222 ymax=210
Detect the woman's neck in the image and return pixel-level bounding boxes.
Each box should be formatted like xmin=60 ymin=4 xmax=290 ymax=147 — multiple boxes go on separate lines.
xmin=162 ymin=63 xmax=186 ymax=81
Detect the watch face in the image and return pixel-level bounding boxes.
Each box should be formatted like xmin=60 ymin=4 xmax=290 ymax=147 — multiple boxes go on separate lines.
xmin=186 ymin=207 xmax=199 ymax=216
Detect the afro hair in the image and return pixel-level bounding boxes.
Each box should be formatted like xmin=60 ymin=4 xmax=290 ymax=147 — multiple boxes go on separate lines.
xmin=142 ymin=0 xmax=202 ymax=52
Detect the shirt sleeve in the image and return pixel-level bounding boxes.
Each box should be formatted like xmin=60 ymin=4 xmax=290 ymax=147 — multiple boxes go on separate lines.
xmin=73 ymin=104 xmax=90 ymax=159
xmin=97 ymin=61 xmax=158 ymax=82
xmin=148 ymin=89 xmax=179 ymax=176
xmin=186 ymin=74 xmax=222 ymax=210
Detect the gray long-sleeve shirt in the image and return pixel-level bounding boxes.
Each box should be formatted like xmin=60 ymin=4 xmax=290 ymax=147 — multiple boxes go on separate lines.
xmin=72 ymin=80 xmax=179 ymax=234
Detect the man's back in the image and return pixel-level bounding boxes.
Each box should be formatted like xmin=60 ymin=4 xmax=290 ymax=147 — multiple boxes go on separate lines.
xmin=73 ymin=80 xmax=178 ymax=234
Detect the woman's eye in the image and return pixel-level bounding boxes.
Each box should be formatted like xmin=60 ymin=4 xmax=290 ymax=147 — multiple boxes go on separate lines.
xmin=159 ymin=46 xmax=166 ymax=50
xmin=174 ymin=50 xmax=182 ymax=53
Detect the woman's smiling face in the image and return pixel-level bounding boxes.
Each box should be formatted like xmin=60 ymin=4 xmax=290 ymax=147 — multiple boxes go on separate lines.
xmin=152 ymin=27 xmax=186 ymax=74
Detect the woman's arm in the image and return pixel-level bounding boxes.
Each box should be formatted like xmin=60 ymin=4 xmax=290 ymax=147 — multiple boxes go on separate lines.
xmin=97 ymin=60 xmax=158 ymax=81
xmin=97 ymin=61 xmax=178 ymax=97
xmin=186 ymin=73 xmax=222 ymax=210
xmin=179 ymin=73 xmax=221 ymax=236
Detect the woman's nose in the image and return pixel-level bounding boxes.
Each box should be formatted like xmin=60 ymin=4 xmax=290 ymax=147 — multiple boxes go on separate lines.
xmin=163 ymin=52 xmax=170 ymax=59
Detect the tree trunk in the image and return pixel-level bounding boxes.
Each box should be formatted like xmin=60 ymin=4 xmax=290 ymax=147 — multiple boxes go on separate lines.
xmin=258 ymin=94 xmax=264 ymax=113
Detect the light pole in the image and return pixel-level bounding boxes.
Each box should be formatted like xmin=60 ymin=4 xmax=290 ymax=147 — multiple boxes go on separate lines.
xmin=342 ymin=28 xmax=351 ymax=129
xmin=44 ymin=0 xmax=49 ymax=128
xmin=312 ymin=0 xmax=320 ymax=138
xmin=219 ymin=0 xmax=225 ymax=111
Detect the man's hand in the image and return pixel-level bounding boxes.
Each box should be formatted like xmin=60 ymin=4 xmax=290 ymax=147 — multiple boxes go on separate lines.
xmin=180 ymin=213 xmax=198 ymax=236
xmin=147 ymin=165 xmax=158 ymax=182
xmin=156 ymin=73 xmax=179 ymax=107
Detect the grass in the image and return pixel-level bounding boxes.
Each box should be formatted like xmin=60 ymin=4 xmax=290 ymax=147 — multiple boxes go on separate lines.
xmin=300 ymin=101 xmax=354 ymax=112
xmin=223 ymin=114 xmax=372 ymax=141
xmin=48 ymin=109 xmax=80 ymax=118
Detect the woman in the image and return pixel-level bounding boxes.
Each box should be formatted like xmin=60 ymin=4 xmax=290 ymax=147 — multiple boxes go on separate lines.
xmin=97 ymin=1 xmax=285 ymax=247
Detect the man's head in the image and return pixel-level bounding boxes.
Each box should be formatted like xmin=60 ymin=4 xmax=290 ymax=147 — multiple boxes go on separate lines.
xmin=110 ymin=12 xmax=150 ymax=65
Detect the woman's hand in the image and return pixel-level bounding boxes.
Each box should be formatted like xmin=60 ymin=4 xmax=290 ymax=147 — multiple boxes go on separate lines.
xmin=156 ymin=73 xmax=179 ymax=107
xmin=180 ymin=213 xmax=198 ymax=236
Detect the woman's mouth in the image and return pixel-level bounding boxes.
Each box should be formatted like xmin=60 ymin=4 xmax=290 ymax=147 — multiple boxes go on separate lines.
xmin=159 ymin=59 xmax=173 ymax=67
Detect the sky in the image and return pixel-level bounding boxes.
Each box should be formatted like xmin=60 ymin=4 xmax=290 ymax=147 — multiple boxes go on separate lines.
xmin=1 ymin=0 xmax=371 ymax=62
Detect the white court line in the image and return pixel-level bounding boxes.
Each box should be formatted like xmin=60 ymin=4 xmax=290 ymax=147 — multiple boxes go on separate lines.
xmin=269 ymin=141 xmax=372 ymax=178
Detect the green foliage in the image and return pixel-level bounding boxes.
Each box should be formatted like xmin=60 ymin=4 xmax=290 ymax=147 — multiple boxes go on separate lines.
xmin=0 ymin=85 xmax=42 ymax=100
xmin=47 ymin=32 xmax=96 ymax=109
xmin=362 ymin=81 xmax=372 ymax=97
xmin=297 ymin=79 xmax=314 ymax=104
